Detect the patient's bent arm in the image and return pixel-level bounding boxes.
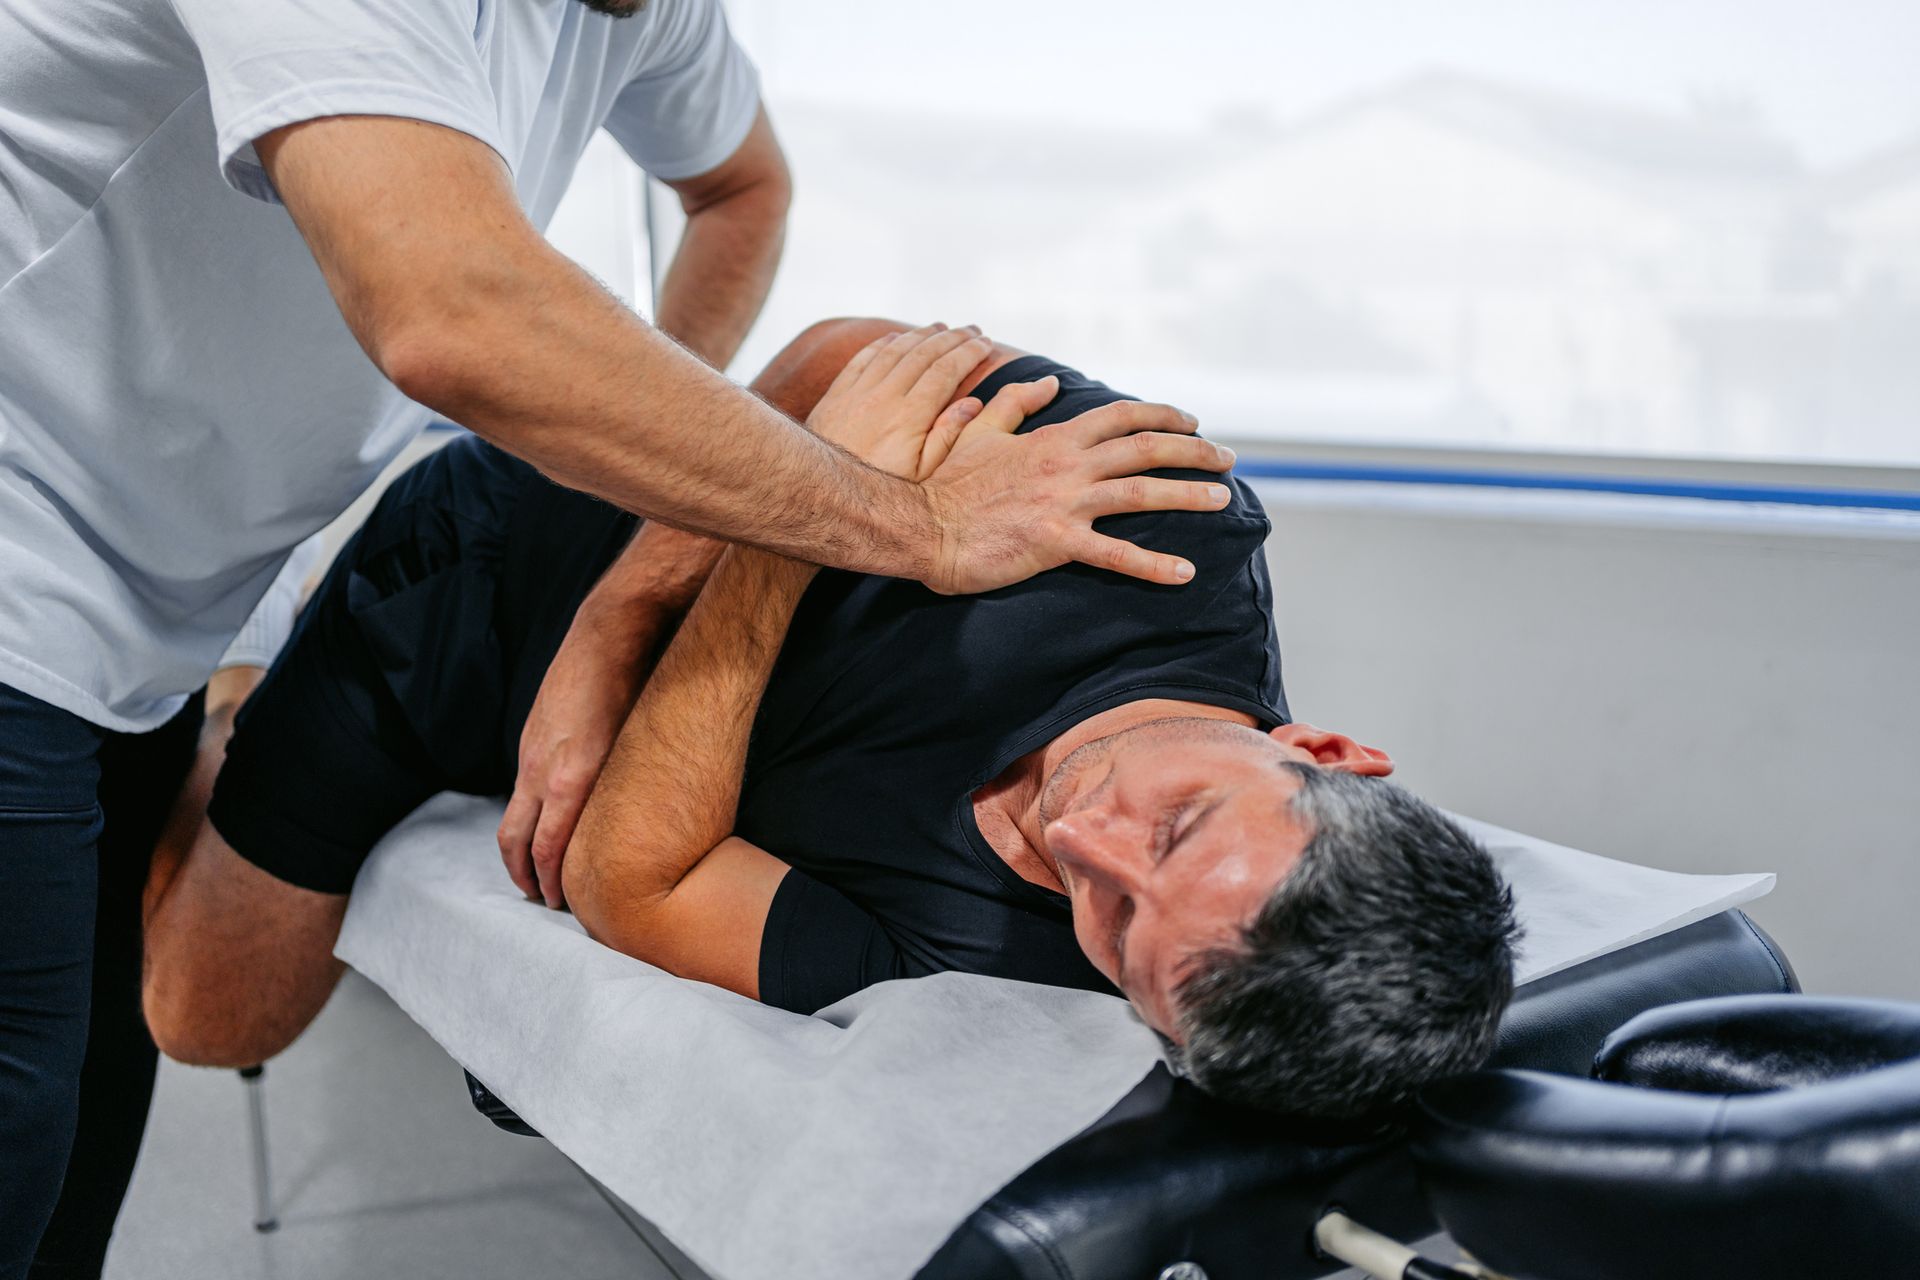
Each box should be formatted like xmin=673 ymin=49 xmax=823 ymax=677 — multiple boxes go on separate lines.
xmin=580 ymin=836 xmax=791 ymax=999
xmin=499 ymin=520 xmax=724 ymax=905
xmin=564 ymin=545 xmax=816 ymax=942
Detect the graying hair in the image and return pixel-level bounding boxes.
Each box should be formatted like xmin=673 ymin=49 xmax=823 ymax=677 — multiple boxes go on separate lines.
xmin=1167 ymin=765 xmax=1519 ymax=1118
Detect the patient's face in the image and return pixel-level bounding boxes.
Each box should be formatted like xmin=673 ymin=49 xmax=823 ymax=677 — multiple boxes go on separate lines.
xmin=1039 ymin=718 xmax=1388 ymax=1039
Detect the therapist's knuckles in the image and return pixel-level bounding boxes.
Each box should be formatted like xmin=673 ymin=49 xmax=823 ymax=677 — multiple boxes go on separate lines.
xmin=1069 ymin=399 xmax=1197 ymax=443
xmin=1091 ymin=431 xmax=1233 ymax=478
xmin=1094 ymin=475 xmax=1231 ymax=516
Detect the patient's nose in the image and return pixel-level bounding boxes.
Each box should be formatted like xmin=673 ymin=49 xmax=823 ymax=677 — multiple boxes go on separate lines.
xmin=1045 ymin=813 xmax=1147 ymax=891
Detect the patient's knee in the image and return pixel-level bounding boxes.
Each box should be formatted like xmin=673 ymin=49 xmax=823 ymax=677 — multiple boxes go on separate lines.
xmin=143 ymin=933 xmax=340 ymax=1067
xmin=142 ymin=966 xmax=303 ymax=1067
xmin=142 ymin=827 xmax=349 ymax=1065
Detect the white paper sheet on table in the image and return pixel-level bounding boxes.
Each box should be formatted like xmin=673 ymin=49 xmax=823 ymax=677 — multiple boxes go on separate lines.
xmin=336 ymin=793 xmax=1772 ymax=1280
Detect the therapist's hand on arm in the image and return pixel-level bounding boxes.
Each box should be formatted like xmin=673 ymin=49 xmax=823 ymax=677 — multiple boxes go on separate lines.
xmin=557 ymin=330 xmax=995 ymax=993
xmin=497 ymin=109 xmax=785 ymax=905
xmin=254 ymin=113 xmax=1229 ymax=592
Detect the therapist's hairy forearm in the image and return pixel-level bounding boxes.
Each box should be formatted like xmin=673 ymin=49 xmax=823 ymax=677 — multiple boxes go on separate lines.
xmin=565 ymin=547 xmax=814 ymax=931
xmin=393 ymin=251 xmax=927 ymax=570
xmin=260 ymin=117 xmax=933 ymax=578
xmin=561 ymin=138 xmax=786 ymax=626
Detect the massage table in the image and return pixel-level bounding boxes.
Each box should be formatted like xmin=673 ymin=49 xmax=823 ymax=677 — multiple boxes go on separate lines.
xmin=462 ymin=908 xmax=1796 ymax=1279
xmin=297 ymin=795 xmax=1919 ymax=1280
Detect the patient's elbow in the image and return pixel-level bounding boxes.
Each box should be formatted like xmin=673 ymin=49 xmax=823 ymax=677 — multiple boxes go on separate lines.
xmin=561 ymin=830 xmax=666 ymax=962
xmin=561 ymin=836 xmax=611 ymax=942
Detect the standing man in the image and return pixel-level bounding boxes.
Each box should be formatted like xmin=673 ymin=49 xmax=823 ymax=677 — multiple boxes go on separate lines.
xmin=0 ymin=0 xmax=1227 ymax=1274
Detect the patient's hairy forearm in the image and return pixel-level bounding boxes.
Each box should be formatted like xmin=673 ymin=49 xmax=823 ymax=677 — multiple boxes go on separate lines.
xmin=566 ymin=547 xmax=815 ymax=939
xmin=567 ymin=521 xmax=725 ymax=672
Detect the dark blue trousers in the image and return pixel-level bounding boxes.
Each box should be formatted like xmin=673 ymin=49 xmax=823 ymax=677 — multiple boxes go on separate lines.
xmin=0 ymin=682 xmax=201 ymax=1280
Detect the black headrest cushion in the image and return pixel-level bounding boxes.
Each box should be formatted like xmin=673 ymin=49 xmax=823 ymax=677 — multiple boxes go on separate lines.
xmin=1410 ymin=995 xmax=1920 ymax=1280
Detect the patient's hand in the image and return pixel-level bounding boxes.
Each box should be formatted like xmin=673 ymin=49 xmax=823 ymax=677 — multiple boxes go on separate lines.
xmin=499 ymin=611 xmax=651 ymax=906
xmin=806 ymin=323 xmax=997 ymax=479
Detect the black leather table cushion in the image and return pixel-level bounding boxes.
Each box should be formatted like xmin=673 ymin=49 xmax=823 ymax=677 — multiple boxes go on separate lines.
xmin=914 ymin=910 xmax=1796 ymax=1280
xmin=1412 ymin=994 xmax=1920 ymax=1280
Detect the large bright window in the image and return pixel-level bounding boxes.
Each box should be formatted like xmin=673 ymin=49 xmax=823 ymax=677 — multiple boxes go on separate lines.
xmin=563 ymin=1 xmax=1920 ymax=467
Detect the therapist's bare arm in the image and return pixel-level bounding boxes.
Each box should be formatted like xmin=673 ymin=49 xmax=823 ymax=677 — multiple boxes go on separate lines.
xmin=256 ymin=114 xmax=1229 ymax=592
xmin=494 ymin=111 xmax=785 ymax=904
xmin=653 ymin=105 xmax=788 ymax=370
xmin=502 ymin=107 xmax=786 ymax=665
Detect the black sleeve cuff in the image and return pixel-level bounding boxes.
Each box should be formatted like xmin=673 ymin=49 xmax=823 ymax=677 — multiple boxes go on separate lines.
xmin=758 ymin=869 xmax=907 ymax=1014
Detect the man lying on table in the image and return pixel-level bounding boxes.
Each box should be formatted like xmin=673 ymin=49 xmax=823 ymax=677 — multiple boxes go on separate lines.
xmin=143 ymin=320 xmax=1518 ymax=1118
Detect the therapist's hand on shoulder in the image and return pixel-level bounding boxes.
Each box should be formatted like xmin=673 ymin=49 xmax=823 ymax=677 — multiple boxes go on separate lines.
xmin=918 ymin=385 xmax=1236 ymax=596
xmin=807 ymin=325 xmax=1238 ymax=592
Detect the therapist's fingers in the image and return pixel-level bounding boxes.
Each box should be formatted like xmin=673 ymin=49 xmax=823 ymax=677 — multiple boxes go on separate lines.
xmin=497 ymin=792 xmax=542 ymax=900
xmin=1084 ymin=431 xmax=1235 ymax=480
xmin=1060 ymin=527 xmax=1198 ymax=586
xmin=1085 ymin=475 xmax=1232 ymax=518
xmin=1065 ymin=399 xmax=1201 ymax=447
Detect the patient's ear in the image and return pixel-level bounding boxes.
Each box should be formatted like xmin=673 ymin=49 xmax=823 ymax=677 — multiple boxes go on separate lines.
xmin=1269 ymin=723 xmax=1394 ymax=776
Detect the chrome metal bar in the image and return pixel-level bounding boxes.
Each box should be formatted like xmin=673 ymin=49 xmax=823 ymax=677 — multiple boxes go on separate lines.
xmin=238 ymin=1065 xmax=278 ymax=1232
xmin=1314 ymin=1211 xmax=1489 ymax=1280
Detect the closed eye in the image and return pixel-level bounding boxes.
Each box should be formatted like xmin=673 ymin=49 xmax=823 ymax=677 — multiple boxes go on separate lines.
xmin=1157 ymin=797 xmax=1219 ymax=863
xmin=1153 ymin=803 xmax=1192 ymax=863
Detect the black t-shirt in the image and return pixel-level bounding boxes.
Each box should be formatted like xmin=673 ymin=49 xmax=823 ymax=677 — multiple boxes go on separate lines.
xmin=219 ymin=359 xmax=1283 ymax=943
xmin=731 ymin=356 xmax=1289 ymax=1013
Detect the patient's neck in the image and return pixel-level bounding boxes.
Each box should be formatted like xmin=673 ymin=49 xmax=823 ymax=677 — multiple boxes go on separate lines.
xmin=971 ymin=699 xmax=1260 ymax=894
xmin=972 ymin=751 xmax=1060 ymax=893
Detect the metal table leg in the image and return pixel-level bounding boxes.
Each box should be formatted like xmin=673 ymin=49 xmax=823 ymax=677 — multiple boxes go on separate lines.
xmin=238 ymin=1065 xmax=278 ymax=1233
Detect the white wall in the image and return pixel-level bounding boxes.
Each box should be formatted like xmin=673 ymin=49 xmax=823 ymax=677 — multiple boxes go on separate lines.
xmin=1257 ymin=482 xmax=1920 ymax=997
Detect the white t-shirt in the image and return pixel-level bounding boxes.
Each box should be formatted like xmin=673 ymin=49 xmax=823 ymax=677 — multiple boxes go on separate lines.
xmin=0 ymin=0 xmax=758 ymax=731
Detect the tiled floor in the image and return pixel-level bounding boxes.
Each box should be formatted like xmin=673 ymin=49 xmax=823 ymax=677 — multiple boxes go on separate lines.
xmin=106 ymin=972 xmax=668 ymax=1280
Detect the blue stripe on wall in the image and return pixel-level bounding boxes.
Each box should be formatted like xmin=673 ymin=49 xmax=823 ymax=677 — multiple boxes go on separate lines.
xmin=430 ymin=418 xmax=1919 ymax=514
xmin=1233 ymin=460 xmax=1920 ymax=513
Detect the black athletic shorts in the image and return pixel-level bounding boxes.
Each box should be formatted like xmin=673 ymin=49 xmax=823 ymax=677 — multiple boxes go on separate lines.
xmin=207 ymin=434 xmax=636 ymax=894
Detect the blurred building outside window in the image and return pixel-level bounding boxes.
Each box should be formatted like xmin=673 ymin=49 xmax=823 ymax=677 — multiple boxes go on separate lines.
xmin=546 ymin=1 xmax=1920 ymax=470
